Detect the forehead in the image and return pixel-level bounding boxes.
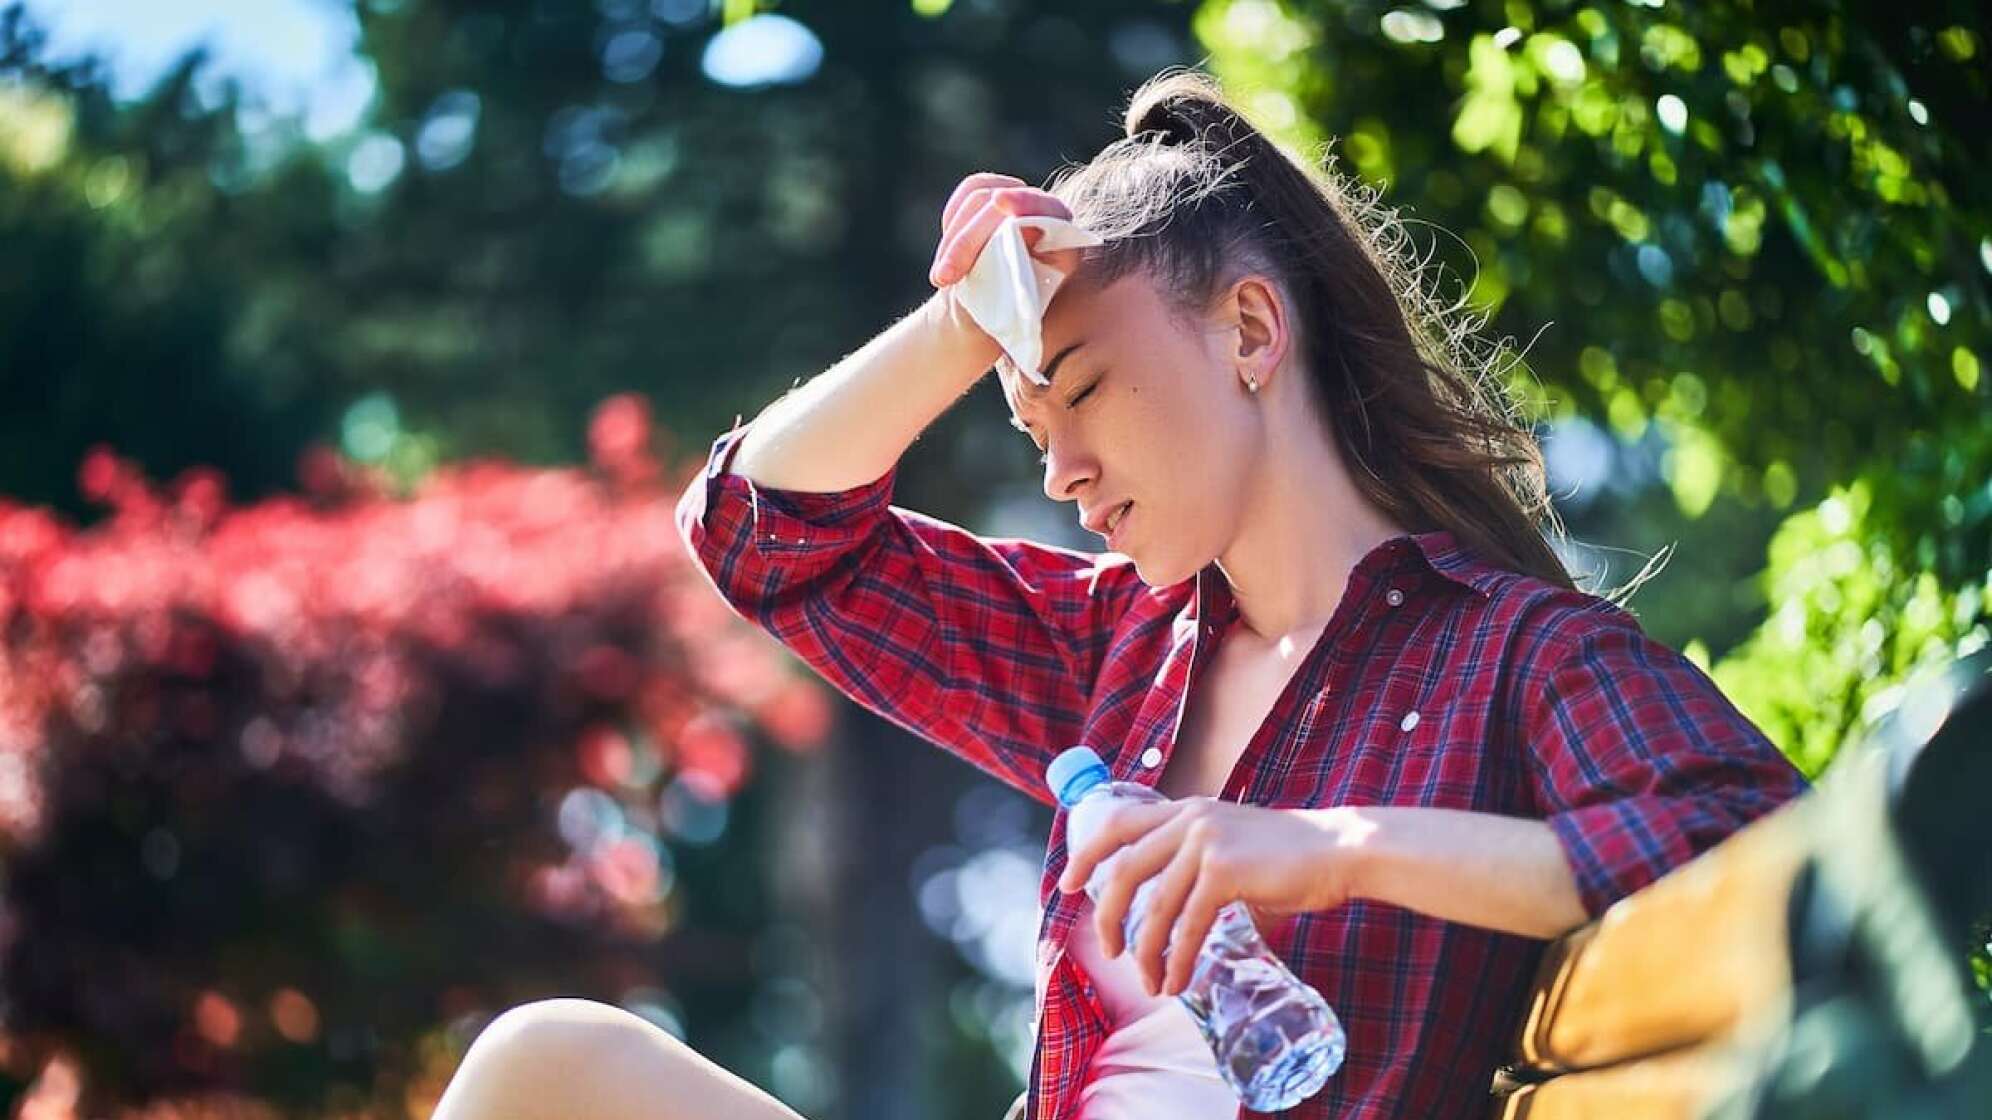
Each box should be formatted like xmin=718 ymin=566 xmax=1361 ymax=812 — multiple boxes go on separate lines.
xmin=997 ymin=272 xmax=1157 ymax=409
xmin=997 ymin=354 xmax=1054 ymax=410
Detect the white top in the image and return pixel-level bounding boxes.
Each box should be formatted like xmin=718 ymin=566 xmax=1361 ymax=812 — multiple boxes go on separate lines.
xmin=1065 ymin=897 xmax=1237 ymax=1119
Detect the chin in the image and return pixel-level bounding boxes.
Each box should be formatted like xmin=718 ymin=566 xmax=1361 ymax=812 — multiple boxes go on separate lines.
xmin=1128 ymin=549 xmax=1197 ymax=589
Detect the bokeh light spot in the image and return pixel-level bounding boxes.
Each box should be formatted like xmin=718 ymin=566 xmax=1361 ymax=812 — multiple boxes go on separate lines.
xmin=701 ymin=14 xmax=823 ymax=88
xmin=1656 ymin=94 xmax=1688 ymax=134
xmin=345 ymin=132 xmax=405 ymax=193
xmin=1379 ymin=9 xmax=1443 ymax=45
xmin=270 ymin=988 xmax=321 ymax=1043
xmin=341 ymin=393 xmax=401 ymax=462
xmin=602 ymin=28 xmax=664 ymax=84
xmin=652 ymin=0 xmax=707 ymax=27
xmin=415 ymin=90 xmax=480 ymax=171
xmin=194 ymin=991 xmax=242 ymax=1048
xmin=659 ymin=774 xmax=729 ymax=845
xmin=1926 ymin=291 xmax=1951 ymax=326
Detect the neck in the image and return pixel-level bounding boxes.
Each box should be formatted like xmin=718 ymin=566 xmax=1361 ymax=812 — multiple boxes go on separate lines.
xmin=1216 ymin=408 xmax=1405 ymax=642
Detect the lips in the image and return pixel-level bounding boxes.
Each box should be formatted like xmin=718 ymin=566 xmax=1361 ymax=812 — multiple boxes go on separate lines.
xmin=1083 ymin=500 xmax=1129 ymax=539
xmin=1105 ymin=501 xmax=1133 ymax=549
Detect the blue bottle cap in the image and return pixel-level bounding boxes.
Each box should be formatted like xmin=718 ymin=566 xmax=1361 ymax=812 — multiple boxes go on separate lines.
xmin=1046 ymin=745 xmax=1111 ymax=808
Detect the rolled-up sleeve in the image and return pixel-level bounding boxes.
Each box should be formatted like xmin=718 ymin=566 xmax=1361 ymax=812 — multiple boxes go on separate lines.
xmin=674 ymin=419 xmax=1146 ymax=801
xmin=1519 ymin=606 xmax=1810 ymax=918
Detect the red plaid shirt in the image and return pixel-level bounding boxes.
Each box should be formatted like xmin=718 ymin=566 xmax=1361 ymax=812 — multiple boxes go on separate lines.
xmin=676 ymin=419 xmax=1809 ymax=1119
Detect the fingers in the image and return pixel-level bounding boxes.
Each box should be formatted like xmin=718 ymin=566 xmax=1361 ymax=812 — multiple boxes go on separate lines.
xmin=929 ymin=187 xmax=1077 ymax=288
xmin=942 ymin=172 xmax=1025 ymax=231
xmin=1058 ymin=798 xmax=1177 ymax=896
xmin=1161 ymin=877 xmax=1229 ymax=996
xmin=1088 ymin=816 xmax=1188 ymax=959
xmin=1093 ymin=870 xmax=1135 ymax=961
xmin=930 ymin=194 xmax=1010 ymax=287
xmin=1130 ymin=842 xmax=1205 ymax=995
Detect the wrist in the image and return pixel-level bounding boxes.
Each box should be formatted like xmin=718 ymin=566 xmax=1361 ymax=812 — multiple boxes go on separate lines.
xmin=1300 ymin=805 xmax=1389 ymax=908
xmin=920 ymin=288 xmax=1000 ymax=371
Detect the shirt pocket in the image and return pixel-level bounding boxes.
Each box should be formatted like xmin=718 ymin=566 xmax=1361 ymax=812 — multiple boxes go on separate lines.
xmin=1391 ymin=679 xmax=1511 ymax=810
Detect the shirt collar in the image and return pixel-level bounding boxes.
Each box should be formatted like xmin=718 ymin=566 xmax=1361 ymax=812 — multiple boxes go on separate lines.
xmin=1187 ymin=528 xmax=1500 ymax=630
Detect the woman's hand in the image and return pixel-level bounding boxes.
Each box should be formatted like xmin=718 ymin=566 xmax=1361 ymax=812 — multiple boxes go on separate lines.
xmin=928 ymin=172 xmax=1081 ymax=289
xmin=1057 ymin=798 xmax=1380 ymax=997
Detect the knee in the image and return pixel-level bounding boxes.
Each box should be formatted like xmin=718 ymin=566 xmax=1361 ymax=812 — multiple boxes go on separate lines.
xmin=472 ymin=998 xmax=676 ymax=1068
xmin=437 ymin=998 xmax=685 ymax=1120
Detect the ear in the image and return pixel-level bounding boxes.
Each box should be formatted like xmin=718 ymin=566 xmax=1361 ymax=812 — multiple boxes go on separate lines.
xmin=1223 ymin=274 xmax=1292 ymax=393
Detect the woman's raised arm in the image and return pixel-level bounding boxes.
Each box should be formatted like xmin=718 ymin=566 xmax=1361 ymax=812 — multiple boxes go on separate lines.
xmin=676 ymin=175 xmax=1142 ymax=802
xmin=726 ymin=172 xmax=1076 ymax=492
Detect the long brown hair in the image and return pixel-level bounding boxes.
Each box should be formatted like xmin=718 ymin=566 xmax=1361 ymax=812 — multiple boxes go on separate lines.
xmin=1046 ymin=68 xmax=1579 ymax=592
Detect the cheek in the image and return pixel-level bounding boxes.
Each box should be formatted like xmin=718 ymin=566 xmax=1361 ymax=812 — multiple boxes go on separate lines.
xmin=1125 ymin=405 xmax=1236 ymax=519
xmin=1144 ymin=373 xmax=1246 ymax=455
xmin=1164 ymin=413 xmax=1259 ymax=536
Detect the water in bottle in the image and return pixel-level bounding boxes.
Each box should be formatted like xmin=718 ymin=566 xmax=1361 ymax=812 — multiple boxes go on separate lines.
xmin=1047 ymin=745 xmax=1346 ymax=1111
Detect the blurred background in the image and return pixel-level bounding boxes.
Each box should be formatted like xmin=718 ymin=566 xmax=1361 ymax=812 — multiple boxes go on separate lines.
xmin=0 ymin=0 xmax=1984 ymax=1117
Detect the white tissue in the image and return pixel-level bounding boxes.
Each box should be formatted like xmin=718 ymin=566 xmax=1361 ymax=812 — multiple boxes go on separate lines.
xmin=950 ymin=215 xmax=1102 ymax=386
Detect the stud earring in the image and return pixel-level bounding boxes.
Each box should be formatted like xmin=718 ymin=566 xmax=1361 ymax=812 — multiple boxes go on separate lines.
xmin=1245 ymin=375 xmax=1260 ymax=394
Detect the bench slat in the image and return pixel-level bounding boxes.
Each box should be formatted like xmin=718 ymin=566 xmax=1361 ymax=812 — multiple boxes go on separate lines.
xmin=1494 ymin=1039 xmax=1758 ymax=1119
xmin=1508 ymin=799 xmax=1809 ymax=1075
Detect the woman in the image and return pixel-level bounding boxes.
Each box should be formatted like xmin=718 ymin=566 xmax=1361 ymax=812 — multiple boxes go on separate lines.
xmin=431 ymin=69 xmax=1808 ymax=1119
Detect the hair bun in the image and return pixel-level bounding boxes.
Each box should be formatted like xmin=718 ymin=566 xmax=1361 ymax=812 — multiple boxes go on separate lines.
xmin=1122 ymin=68 xmax=1245 ymax=147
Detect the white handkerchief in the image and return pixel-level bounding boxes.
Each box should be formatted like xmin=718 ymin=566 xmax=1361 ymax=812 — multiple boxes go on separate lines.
xmin=951 ymin=215 xmax=1103 ymax=386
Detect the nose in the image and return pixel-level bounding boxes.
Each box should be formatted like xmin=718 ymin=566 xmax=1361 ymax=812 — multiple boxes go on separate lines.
xmin=1041 ymin=441 xmax=1096 ymax=505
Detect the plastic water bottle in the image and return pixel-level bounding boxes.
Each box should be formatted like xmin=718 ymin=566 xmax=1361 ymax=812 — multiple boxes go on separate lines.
xmin=1047 ymin=745 xmax=1346 ymax=1111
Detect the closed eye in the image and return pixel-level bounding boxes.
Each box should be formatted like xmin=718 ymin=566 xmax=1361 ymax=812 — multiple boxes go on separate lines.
xmin=1020 ymin=378 xmax=1101 ymax=464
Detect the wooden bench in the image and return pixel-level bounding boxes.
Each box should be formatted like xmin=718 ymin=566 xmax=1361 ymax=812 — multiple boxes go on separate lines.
xmin=1490 ymin=790 xmax=1811 ymax=1118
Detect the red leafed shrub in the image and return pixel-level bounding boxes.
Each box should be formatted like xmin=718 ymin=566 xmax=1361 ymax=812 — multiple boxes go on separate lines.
xmin=0 ymin=395 xmax=833 ymax=1116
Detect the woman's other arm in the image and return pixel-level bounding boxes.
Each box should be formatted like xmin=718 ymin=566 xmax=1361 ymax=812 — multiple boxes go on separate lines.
xmin=1343 ymin=807 xmax=1586 ymax=939
xmin=1055 ymin=799 xmax=1588 ymax=996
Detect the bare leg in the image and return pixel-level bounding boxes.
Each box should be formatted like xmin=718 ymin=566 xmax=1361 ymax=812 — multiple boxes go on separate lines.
xmin=429 ymin=998 xmax=810 ymax=1120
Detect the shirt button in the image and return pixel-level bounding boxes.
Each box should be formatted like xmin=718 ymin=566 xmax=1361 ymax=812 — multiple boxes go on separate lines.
xmin=1140 ymin=747 xmax=1164 ymax=769
xmin=1385 ymin=588 xmax=1405 ymax=607
xmin=1400 ymin=710 xmax=1421 ymax=732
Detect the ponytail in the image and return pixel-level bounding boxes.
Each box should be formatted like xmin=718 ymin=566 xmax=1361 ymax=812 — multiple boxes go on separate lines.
xmin=1049 ymin=68 xmax=1582 ymax=594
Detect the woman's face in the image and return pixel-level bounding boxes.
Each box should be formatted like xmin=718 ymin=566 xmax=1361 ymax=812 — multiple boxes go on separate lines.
xmin=998 ymin=268 xmax=1265 ymax=587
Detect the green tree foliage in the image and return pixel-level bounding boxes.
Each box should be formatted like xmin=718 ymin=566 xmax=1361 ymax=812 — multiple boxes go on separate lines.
xmin=1198 ymin=0 xmax=1988 ymax=751
xmin=0 ymin=9 xmax=344 ymax=519
xmin=1196 ymin=0 xmax=1986 ymax=987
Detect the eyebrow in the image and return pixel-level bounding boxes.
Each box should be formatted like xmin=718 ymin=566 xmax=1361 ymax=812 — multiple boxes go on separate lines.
xmin=1006 ymin=340 xmax=1086 ymax=435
